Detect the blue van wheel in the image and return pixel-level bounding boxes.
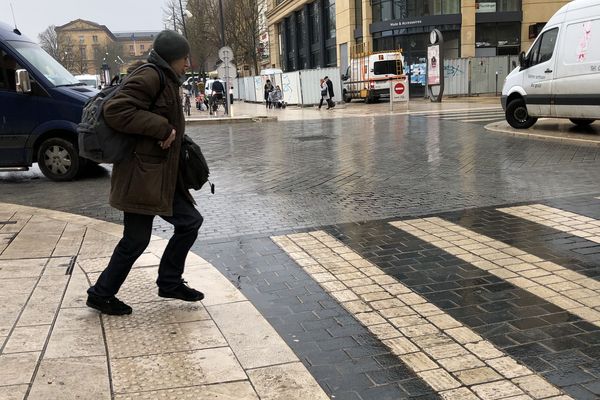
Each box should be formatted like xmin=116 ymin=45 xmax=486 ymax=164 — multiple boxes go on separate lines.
xmin=37 ymin=137 xmax=81 ymax=181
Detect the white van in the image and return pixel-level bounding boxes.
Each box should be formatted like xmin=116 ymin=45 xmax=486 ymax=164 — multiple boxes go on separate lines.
xmin=342 ymin=50 xmax=405 ymax=103
xmin=74 ymin=74 xmax=100 ymax=89
xmin=502 ymin=0 xmax=600 ymax=129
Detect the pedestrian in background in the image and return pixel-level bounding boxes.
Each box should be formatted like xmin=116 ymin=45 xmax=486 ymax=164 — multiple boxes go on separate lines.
xmin=325 ymin=76 xmax=335 ymax=109
xmin=264 ymin=79 xmax=273 ymax=109
xmin=86 ymin=30 xmax=204 ymax=316
xmin=318 ymin=78 xmax=328 ymax=110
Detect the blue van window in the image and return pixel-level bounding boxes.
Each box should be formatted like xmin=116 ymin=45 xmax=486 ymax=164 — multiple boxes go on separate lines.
xmin=0 ymin=49 xmax=22 ymax=91
xmin=9 ymin=41 xmax=79 ymax=87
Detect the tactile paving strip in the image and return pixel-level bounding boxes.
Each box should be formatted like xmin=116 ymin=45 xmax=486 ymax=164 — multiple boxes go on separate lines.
xmin=106 ymin=320 xmax=227 ymax=359
xmin=103 ymin=301 xmax=211 ymax=330
xmin=111 ymin=347 xmax=246 ymax=394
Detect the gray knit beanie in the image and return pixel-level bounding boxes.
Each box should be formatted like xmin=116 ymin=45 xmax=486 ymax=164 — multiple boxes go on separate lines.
xmin=153 ymin=30 xmax=190 ymax=63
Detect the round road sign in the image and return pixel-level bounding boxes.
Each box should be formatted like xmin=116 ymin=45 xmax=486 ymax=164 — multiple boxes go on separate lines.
xmin=394 ymin=83 xmax=405 ymax=95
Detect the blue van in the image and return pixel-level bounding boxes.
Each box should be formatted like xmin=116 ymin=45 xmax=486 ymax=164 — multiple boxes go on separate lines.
xmin=0 ymin=21 xmax=96 ymax=181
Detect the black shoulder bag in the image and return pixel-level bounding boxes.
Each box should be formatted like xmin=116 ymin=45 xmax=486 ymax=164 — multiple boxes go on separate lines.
xmin=181 ymin=135 xmax=215 ymax=193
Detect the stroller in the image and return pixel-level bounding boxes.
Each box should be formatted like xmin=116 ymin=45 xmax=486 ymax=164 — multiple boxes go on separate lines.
xmin=268 ymin=86 xmax=287 ymax=109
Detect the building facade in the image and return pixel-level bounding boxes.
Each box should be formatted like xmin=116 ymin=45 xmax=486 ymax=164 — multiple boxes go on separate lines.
xmin=267 ymin=0 xmax=571 ymax=74
xmin=55 ymin=19 xmax=159 ymax=77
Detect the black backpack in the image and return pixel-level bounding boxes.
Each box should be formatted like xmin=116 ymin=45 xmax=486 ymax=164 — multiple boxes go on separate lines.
xmin=77 ymin=64 xmax=165 ymax=163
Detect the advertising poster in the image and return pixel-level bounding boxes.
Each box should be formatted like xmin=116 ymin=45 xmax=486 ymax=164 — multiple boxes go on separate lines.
xmin=427 ymin=45 xmax=440 ymax=85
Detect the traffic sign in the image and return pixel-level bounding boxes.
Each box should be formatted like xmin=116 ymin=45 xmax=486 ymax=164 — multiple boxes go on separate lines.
xmin=394 ymin=82 xmax=405 ymax=95
xmin=218 ymin=46 xmax=234 ymax=62
xmin=217 ymin=61 xmax=237 ymax=80
xmin=391 ymin=79 xmax=409 ymax=103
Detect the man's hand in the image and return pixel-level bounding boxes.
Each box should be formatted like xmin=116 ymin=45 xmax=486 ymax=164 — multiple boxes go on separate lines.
xmin=159 ymin=129 xmax=176 ymax=149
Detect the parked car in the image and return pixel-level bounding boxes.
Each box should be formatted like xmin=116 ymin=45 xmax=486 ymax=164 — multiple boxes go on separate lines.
xmin=502 ymin=0 xmax=600 ymax=129
xmin=74 ymin=74 xmax=101 ymax=89
xmin=0 ymin=21 xmax=95 ymax=180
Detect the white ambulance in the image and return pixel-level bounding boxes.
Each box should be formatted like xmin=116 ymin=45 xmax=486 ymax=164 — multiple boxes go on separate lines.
xmin=342 ymin=50 xmax=405 ymax=103
xmin=502 ymin=0 xmax=600 ymax=129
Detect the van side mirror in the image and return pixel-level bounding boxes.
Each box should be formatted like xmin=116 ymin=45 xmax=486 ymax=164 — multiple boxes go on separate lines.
xmin=15 ymin=69 xmax=31 ymax=93
xmin=518 ymin=52 xmax=528 ymax=69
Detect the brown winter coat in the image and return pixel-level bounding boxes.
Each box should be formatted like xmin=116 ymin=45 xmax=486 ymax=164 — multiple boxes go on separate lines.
xmin=103 ymin=50 xmax=190 ymax=216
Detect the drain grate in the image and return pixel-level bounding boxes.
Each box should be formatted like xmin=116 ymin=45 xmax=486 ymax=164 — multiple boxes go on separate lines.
xmin=297 ymin=135 xmax=331 ymax=142
xmin=0 ymin=221 xmax=17 ymax=225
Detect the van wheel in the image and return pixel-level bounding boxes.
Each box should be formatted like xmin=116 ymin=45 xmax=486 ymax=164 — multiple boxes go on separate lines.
xmin=343 ymin=91 xmax=352 ymax=103
xmin=37 ymin=137 xmax=80 ymax=181
xmin=570 ymin=118 xmax=595 ymax=127
xmin=506 ymin=99 xmax=538 ymax=129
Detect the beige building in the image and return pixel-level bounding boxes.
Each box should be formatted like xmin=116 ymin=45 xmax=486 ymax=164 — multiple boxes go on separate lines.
xmin=56 ymin=19 xmax=159 ymax=78
xmin=267 ymin=0 xmax=570 ymax=75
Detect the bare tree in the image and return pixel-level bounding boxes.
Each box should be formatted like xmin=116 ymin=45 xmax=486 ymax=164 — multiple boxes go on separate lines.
xmin=39 ymin=25 xmax=61 ymax=61
xmin=224 ymin=0 xmax=263 ymax=74
xmin=185 ymin=0 xmax=220 ymax=75
xmin=162 ymin=0 xmax=186 ymax=32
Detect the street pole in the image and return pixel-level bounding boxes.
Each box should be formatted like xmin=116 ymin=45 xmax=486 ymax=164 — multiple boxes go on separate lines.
xmin=178 ymin=0 xmax=196 ymax=96
xmin=218 ymin=0 xmax=225 ymax=47
xmin=218 ymin=0 xmax=230 ymax=116
xmin=172 ymin=5 xmax=177 ymax=30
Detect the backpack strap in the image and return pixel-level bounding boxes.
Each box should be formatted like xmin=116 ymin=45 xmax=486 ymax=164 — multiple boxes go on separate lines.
xmin=126 ymin=63 xmax=166 ymax=111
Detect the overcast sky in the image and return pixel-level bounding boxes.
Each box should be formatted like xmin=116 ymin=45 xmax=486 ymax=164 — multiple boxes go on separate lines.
xmin=1 ymin=0 xmax=167 ymax=42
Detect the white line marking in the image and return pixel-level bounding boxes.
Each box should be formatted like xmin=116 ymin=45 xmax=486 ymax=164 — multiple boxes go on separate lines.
xmin=272 ymin=232 xmax=571 ymax=400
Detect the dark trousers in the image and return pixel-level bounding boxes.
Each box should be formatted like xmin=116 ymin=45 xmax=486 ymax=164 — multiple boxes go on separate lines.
xmin=319 ymin=97 xmax=333 ymax=108
xmin=88 ymin=191 xmax=203 ymax=298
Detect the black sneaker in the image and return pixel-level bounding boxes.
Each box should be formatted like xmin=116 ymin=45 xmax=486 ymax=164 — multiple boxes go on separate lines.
xmin=86 ymin=294 xmax=132 ymax=315
xmin=158 ymin=281 xmax=204 ymax=302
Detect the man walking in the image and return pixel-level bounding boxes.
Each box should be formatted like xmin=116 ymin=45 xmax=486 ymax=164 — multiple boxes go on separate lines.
xmin=324 ymin=76 xmax=335 ymax=109
xmin=86 ymin=30 xmax=204 ymax=315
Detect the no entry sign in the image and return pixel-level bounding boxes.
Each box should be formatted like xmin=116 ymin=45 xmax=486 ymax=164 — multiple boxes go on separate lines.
xmin=391 ymin=79 xmax=409 ymax=103
xmin=395 ymin=82 xmax=405 ymax=95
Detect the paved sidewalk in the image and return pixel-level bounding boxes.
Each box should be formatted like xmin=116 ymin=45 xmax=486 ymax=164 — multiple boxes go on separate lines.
xmin=0 ymin=203 xmax=328 ymax=400
xmin=486 ymin=120 xmax=600 ymax=147
xmin=186 ymin=96 xmax=502 ymax=123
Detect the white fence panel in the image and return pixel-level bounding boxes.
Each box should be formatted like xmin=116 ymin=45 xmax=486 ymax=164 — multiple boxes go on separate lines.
xmin=444 ymin=58 xmax=469 ymax=96
xmin=298 ymin=67 xmax=342 ymax=105
xmin=278 ymin=71 xmax=301 ymax=104
xmin=234 ymin=77 xmax=244 ymax=99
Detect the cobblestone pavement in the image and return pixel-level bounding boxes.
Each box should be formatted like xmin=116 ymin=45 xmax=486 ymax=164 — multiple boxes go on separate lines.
xmin=2 ymin=107 xmax=600 ymax=399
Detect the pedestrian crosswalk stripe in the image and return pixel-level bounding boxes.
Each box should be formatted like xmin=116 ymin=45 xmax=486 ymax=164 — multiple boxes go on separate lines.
xmin=498 ymin=204 xmax=600 ymax=244
xmin=409 ymin=107 xmax=501 ymax=116
xmin=440 ymin=114 xmax=504 ymax=121
xmin=390 ymin=218 xmax=600 ymax=327
xmin=427 ymin=111 xmax=505 ymax=119
xmin=272 ymin=232 xmax=571 ymax=400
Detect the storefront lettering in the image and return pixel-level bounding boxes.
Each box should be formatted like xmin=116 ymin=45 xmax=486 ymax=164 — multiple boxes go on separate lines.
xmin=388 ymin=19 xmax=423 ymax=28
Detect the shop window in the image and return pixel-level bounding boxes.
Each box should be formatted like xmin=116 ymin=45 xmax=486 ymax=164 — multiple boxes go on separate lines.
xmin=476 ymin=22 xmax=520 ymax=55
xmin=325 ymin=0 xmax=336 ymax=39
xmin=325 ymin=46 xmax=337 ymax=66
xmin=355 ymin=0 xmax=362 ymax=28
xmin=309 ymin=2 xmax=319 ymax=45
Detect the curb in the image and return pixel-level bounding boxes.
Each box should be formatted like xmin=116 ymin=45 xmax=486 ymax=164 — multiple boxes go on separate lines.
xmin=484 ymin=122 xmax=600 ymax=147
xmin=186 ymin=116 xmax=278 ymax=125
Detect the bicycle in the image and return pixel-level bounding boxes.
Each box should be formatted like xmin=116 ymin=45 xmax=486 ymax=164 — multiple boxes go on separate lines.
xmin=209 ymin=92 xmax=227 ymax=116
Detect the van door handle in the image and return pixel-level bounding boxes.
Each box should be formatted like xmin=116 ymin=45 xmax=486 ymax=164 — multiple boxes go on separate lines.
xmin=545 ymin=69 xmax=553 ymax=73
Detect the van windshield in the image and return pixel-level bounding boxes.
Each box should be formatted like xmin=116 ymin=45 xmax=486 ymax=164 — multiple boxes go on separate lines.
xmin=9 ymin=40 xmax=80 ymax=87
xmin=374 ymin=60 xmax=401 ymax=75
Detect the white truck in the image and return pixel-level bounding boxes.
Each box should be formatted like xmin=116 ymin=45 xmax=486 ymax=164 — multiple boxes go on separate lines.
xmin=502 ymin=0 xmax=600 ymax=129
xmin=342 ymin=49 xmax=405 ymax=103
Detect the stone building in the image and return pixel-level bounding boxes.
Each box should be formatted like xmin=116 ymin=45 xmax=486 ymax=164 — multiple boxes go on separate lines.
xmin=266 ymin=0 xmax=570 ymax=74
xmin=55 ymin=19 xmax=159 ymax=77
